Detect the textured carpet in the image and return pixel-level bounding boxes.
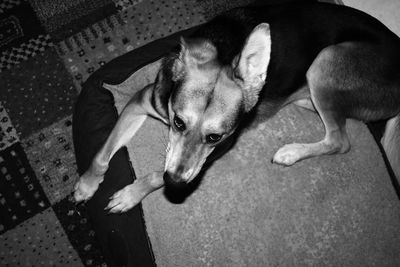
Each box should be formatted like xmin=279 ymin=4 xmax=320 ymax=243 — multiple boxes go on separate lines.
xmin=57 ymin=0 xmax=204 ymax=91
xmin=0 ymin=0 xmax=205 ymax=266
xmin=0 ymin=0 xmax=51 ymax=71
xmin=28 ymin=0 xmax=118 ymax=41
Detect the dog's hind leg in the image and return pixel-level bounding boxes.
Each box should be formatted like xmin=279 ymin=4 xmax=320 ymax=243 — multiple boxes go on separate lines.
xmin=273 ymin=46 xmax=351 ymax=166
xmin=272 ymin=101 xmax=350 ymax=166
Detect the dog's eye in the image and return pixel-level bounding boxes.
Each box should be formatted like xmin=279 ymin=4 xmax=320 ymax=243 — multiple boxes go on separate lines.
xmin=206 ymin=134 xmax=222 ymax=143
xmin=173 ymin=115 xmax=186 ymax=131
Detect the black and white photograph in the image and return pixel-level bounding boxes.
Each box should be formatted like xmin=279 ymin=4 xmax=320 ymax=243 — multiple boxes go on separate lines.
xmin=1 ymin=0 xmax=400 ymax=266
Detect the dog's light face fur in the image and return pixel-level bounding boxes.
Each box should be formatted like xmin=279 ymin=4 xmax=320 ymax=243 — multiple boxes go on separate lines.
xmin=164 ymin=23 xmax=271 ymax=184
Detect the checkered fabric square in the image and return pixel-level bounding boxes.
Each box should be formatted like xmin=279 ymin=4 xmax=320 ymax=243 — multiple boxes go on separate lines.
xmin=0 ymin=34 xmax=53 ymax=71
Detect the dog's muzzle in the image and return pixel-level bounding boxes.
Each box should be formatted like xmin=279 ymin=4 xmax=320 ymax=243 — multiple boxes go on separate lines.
xmin=163 ymin=171 xmax=187 ymax=189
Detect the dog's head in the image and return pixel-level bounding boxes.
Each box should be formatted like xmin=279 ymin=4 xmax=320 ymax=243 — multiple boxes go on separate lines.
xmin=163 ymin=23 xmax=271 ymax=186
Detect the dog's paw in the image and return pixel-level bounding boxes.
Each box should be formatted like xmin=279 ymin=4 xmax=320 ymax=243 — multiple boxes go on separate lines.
xmin=73 ymin=174 xmax=103 ymax=203
xmin=105 ymin=183 xmax=144 ymax=213
xmin=272 ymin=143 xmax=305 ymax=166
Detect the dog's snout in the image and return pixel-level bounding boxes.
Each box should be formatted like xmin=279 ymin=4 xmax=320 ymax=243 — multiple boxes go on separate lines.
xmin=163 ymin=171 xmax=187 ymax=188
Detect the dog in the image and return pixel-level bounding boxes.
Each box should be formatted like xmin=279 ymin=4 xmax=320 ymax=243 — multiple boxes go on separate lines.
xmin=74 ymin=2 xmax=400 ymax=213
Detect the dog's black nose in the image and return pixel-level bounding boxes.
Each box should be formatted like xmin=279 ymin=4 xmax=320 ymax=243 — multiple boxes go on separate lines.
xmin=163 ymin=171 xmax=186 ymax=189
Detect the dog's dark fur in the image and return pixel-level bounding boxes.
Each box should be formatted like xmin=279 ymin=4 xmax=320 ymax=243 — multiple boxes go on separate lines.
xmin=159 ymin=2 xmax=400 ymax=119
xmin=74 ymin=2 xmax=400 ymax=213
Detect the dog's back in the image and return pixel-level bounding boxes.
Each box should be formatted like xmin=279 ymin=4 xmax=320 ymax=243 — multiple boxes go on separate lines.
xmin=191 ymin=2 xmax=400 ymax=104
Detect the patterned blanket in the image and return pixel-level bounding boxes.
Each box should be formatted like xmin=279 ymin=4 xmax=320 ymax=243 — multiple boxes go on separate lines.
xmin=0 ymin=0 xmax=205 ymax=265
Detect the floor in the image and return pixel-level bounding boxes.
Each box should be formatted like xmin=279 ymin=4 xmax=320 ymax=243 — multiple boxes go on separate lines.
xmin=343 ymin=0 xmax=400 ymax=35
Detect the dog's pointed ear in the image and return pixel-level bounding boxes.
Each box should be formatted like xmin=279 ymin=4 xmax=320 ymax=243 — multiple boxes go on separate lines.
xmin=171 ymin=37 xmax=187 ymax=82
xmin=235 ymin=23 xmax=271 ymax=112
xmin=171 ymin=37 xmax=217 ymax=81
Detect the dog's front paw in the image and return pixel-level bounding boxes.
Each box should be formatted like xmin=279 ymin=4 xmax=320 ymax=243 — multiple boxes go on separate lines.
xmin=272 ymin=143 xmax=305 ymax=166
xmin=105 ymin=183 xmax=144 ymax=213
xmin=73 ymin=174 xmax=104 ymax=203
